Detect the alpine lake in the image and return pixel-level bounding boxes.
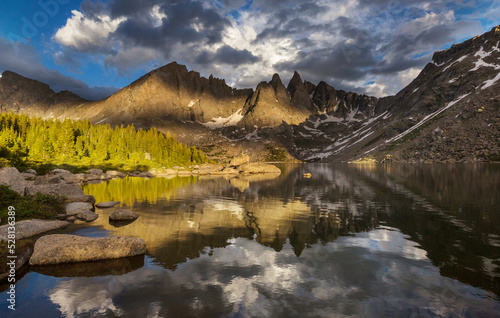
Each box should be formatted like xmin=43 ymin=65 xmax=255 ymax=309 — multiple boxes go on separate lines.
xmin=1 ymin=163 xmax=499 ymax=317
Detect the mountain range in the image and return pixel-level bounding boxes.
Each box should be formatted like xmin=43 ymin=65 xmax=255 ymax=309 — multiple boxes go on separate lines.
xmin=1 ymin=26 xmax=499 ymax=163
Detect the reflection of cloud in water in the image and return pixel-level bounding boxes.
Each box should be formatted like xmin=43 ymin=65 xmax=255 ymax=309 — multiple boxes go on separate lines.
xmin=49 ymin=278 xmax=124 ymax=318
xmin=47 ymin=228 xmax=498 ymax=317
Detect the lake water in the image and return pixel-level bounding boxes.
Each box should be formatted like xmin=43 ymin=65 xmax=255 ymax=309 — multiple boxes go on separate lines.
xmin=1 ymin=163 xmax=500 ymax=317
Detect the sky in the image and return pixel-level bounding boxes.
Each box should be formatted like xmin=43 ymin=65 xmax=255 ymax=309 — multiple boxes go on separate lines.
xmin=0 ymin=0 xmax=499 ymax=100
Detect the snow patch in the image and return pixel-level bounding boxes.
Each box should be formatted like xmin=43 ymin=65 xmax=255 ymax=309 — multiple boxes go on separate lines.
xmin=412 ymin=87 xmax=419 ymax=93
xmin=96 ymin=118 xmax=107 ymax=124
xmin=481 ymin=72 xmax=500 ymax=90
xmin=187 ymin=99 xmax=198 ymax=107
xmin=442 ymin=55 xmax=467 ymax=72
xmin=201 ymin=109 xmax=244 ymax=129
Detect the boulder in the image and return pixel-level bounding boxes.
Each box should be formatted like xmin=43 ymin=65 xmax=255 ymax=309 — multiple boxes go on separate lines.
xmin=106 ymin=170 xmax=126 ymax=178
xmin=34 ymin=174 xmax=64 ymax=185
xmin=0 ymin=244 xmax=33 ymax=283
xmin=47 ymin=169 xmax=79 ymax=183
xmin=0 ymin=220 xmax=70 ymax=241
xmin=138 ymin=172 xmax=154 ymax=178
xmin=229 ymin=153 xmax=250 ymax=167
xmin=86 ymin=168 xmax=103 ymax=175
xmin=9 ymin=185 xmax=26 ymax=196
xmin=0 ymin=167 xmax=27 ymax=187
xmin=21 ymin=172 xmax=37 ymax=181
xmin=109 ymin=209 xmax=139 ymax=221
xmin=76 ymin=211 xmax=99 ymax=222
xmin=25 ymin=183 xmax=85 ymax=197
xmin=24 ymin=169 xmax=37 ymax=175
xmin=65 ymin=195 xmax=96 ymax=205
xmin=65 ymin=202 xmax=94 ymax=216
xmin=29 ymin=234 xmax=146 ymax=265
xmin=95 ymin=201 xmax=120 ymax=208
xmin=238 ymin=163 xmax=282 ymax=175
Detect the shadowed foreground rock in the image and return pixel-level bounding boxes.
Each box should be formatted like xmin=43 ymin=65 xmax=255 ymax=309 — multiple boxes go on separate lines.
xmin=29 ymin=234 xmax=146 ymax=265
xmin=0 ymin=220 xmax=70 ymax=241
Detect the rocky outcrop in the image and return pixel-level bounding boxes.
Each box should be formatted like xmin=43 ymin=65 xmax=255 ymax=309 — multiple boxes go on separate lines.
xmin=29 ymin=234 xmax=146 ymax=265
xmin=0 ymin=220 xmax=70 ymax=241
xmin=109 ymin=209 xmax=139 ymax=221
xmin=229 ymin=153 xmax=250 ymax=166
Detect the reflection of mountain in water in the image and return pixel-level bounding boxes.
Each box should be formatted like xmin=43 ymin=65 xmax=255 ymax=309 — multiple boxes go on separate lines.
xmin=83 ymin=164 xmax=500 ymax=296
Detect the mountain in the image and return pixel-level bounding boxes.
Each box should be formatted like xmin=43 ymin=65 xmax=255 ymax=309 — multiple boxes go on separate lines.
xmin=1 ymin=26 xmax=499 ymax=163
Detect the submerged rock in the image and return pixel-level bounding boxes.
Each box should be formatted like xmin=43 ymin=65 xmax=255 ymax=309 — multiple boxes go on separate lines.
xmin=0 ymin=220 xmax=70 ymax=241
xmin=109 ymin=209 xmax=139 ymax=221
xmin=29 ymin=234 xmax=146 ymax=265
xmin=96 ymin=201 xmax=120 ymax=208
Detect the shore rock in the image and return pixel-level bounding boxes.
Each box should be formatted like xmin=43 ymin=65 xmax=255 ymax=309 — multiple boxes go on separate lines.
xmin=25 ymin=183 xmax=85 ymax=197
xmin=106 ymin=170 xmax=126 ymax=178
xmin=65 ymin=202 xmax=94 ymax=216
xmin=76 ymin=211 xmax=99 ymax=222
xmin=0 ymin=220 xmax=70 ymax=241
xmin=29 ymin=234 xmax=146 ymax=265
xmin=198 ymin=164 xmax=224 ymax=175
xmin=86 ymin=169 xmax=103 ymax=175
xmin=48 ymin=169 xmax=79 ymax=183
xmin=21 ymin=172 xmax=37 ymax=181
xmin=238 ymin=163 xmax=282 ymax=175
xmin=34 ymin=174 xmax=64 ymax=185
xmin=109 ymin=209 xmax=139 ymax=221
xmin=0 ymin=244 xmax=33 ymax=283
xmin=65 ymin=195 xmax=96 ymax=205
xmin=229 ymin=153 xmax=250 ymax=167
xmin=96 ymin=201 xmax=120 ymax=208
xmin=0 ymin=167 xmax=27 ymax=187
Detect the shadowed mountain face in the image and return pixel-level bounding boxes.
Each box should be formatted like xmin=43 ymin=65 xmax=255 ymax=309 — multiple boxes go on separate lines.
xmin=1 ymin=26 xmax=499 ymax=162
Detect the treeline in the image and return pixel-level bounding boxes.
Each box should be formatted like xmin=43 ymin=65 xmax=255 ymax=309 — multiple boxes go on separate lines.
xmin=0 ymin=112 xmax=207 ymax=167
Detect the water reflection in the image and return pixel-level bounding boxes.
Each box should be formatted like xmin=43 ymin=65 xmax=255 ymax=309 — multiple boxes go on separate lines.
xmin=1 ymin=163 xmax=499 ymax=317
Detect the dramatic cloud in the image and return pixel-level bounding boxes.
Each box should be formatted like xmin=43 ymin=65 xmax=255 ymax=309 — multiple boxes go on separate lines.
xmin=0 ymin=38 xmax=118 ymax=100
xmin=12 ymin=0 xmax=500 ymax=97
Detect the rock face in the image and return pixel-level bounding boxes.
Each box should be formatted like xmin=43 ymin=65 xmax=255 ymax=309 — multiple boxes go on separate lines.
xmin=29 ymin=234 xmax=146 ymax=265
xmin=109 ymin=209 xmax=139 ymax=221
xmin=0 ymin=220 xmax=70 ymax=241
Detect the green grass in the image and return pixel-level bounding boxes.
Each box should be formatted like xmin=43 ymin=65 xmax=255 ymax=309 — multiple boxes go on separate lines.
xmin=0 ymin=185 xmax=66 ymax=225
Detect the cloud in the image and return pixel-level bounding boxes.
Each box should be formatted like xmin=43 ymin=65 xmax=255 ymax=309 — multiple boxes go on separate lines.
xmin=53 ymin=10 xmax=125 ymax=53
xmin=45 ymin=0 xmax=495 ymax=97
xmin=0 ymin=38 xmax=118 ymax=100
xmin=196 ymin=45 xmax=260 ymax=66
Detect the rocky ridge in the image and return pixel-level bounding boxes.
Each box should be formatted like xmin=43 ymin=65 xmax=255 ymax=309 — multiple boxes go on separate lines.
xmin=1 ymin=26 xmax=499 ymax=162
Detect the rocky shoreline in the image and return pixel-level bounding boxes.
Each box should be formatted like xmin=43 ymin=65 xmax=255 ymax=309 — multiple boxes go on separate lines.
xmin=0 ymin=157 xmax=281 ymax=282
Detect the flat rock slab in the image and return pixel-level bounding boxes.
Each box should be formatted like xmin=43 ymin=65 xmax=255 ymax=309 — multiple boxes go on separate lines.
xmin=0 ymin=220 xmax=70 ymax=241
xmin=95 ymin=201 xmax=120 ymax=208
xmin=76 ymin=211 xmax=99 ymax=222
xmin=109 ymin=209 xmax=139 ymax=221
xmin=29 ymin=234 xmax=146 ymax=265
xmin=0 ymin=167 xmax=27 ymax=186
xmin=66 ymin=202 xmax=94 ymax=216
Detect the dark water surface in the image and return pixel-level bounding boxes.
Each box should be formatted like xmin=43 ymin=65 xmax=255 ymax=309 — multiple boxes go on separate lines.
xmin=1 ymin=163 xmax=500 ymax=317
